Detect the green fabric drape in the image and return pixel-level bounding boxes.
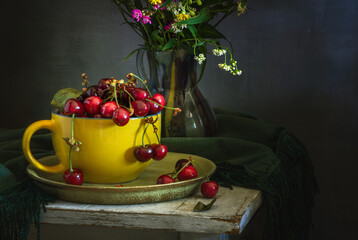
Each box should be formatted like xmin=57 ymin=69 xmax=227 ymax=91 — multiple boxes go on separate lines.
xmin=0 ymin=129 xmax=55 ymax=240
xmin=162 ymin=109 xmax=318 ymax=239
xmin=0 ymin=109 xmax=318 ymax=240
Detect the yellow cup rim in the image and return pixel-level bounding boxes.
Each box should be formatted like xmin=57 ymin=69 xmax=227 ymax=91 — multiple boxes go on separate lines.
xmin=51 ymin=110 xmax=161 ymax=120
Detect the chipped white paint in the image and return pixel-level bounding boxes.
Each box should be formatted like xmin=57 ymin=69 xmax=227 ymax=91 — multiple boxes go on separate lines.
xmin=41 ymin=186 xmax=261 ymax=234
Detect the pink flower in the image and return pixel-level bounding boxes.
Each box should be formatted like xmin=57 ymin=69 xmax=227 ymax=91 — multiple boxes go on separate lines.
xmin=153 ymin=4 xmax=166 ymax=10
xmin=132 ymin=9 xmax=142 ymax=22
xmin=141 ymin=15 xmax=152 ymax=24
xmin=164 ymin=21 xmax=174 ymax=31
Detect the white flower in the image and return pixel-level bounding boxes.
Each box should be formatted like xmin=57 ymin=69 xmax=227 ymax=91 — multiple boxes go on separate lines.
xmin=212 ymin=49 xmax=226 ymax=56
xmin=232 ymin=70 xmax=242 ymax=76
xmin=194 ymin=54 xmax=206 ymax=65
xmin=180 ymin=24 xmax=187 ymax=30
xmin=171 ymin=25 xmax=182 ymax=33
xmin=218 ymin=63 xmax=231 ymax=71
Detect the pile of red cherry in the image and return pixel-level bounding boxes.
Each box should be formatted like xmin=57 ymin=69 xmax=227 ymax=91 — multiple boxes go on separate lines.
xmin=156 ymin=158 xmax=219 ymax=199
xmin=59 ymin=76 xmax=166 ymax=127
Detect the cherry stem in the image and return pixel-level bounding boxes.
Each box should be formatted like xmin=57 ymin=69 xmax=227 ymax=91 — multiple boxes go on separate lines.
xmin=172 ymin=161 xmax=192 ymax=180
xmin=102 ymin=95 xmax=112 ymax=103
xmin=113 ymin=85 xmax=120 ymax=108
xmin=119 ymin=104 xmax=131 ymax=111
xmin=151 ymin=120 xmax=160 ymax=144
xmin=191 ymin=160 xmax=210 ymax=182
xmin=146 ymin=99 xmax=178 ymax=111
xmin=154 ymin=130 xmax=160 ymax=144
xmin=131 ymin=73 xmax=152 ymax=98
xmin=119 ymin=89 xmax=123 ymax=103
xmin=124 ymin=89 xmax=135 ymax=101
xmin=69 ymin=113 xmax=75 ymax=172
xmin=142 ymin=122 xmax=151 ymax=147
xmin=68 ymin=147 xmax=73 ymax=173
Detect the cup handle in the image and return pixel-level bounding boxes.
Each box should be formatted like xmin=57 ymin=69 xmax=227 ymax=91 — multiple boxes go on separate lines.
xmin=22 ymin=119 xmax=66 ymax=173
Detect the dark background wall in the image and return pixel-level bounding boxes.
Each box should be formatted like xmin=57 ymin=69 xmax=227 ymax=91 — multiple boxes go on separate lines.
xmin=2 ymin=0 xmax=358 ymax=239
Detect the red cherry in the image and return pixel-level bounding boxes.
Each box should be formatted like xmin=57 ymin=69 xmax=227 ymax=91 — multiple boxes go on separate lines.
xmin=134 ymin=145 xmax=153 ymax=162
xmin=112 ymin=108 xmax=130 ymax=126
xmin=120 ymin=86 xmax=136 ymax=104
xmin=147 ymin=98 xmax=161 ymax=114
xmin=63 ymin=99 xmax=85 ymax=116
xmin=152 ymin=144 xmax=168 ymax=160
xmin=156 ymin=174 xmax=175 ymax=184
xmin=83 ymin=96 xmax=103 ymax=115
xmin=132 ymin=100 xmax=149 ymax=117
xmin=201 ymin=181 xmax=219 ymax=198
xmin=63 ymin=168 xmax=83 ymax=185
xmin=97 ymin=78 xmax=111 ymax=91
xmin=177 ymin=166 xmax=198 ymax=181
xmin=152 ymin=94 xmax=165 ymax=110
xmin=175 ymin=159 xmax=193 ymax=171
xmin=132 ymin=88 xmax=148 ymax=101
xmin=100 ymin=101 xmax=118 ymax=118
xmin=98 ymin=89 xmax=111 ymax=100
xmin=83 ymin=85 xmax=99 ymax=99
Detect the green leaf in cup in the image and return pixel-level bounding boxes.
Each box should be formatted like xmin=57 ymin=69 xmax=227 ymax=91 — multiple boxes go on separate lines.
xmin=51 ymin=88 xmax=82 ymax=110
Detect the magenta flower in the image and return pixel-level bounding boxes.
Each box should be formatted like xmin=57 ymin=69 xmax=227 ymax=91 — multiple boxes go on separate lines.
xmin=141 ymin=15 xmax=152 ymax=24
xmin=164 ymin=21 xmax=174 ymax=31
xmin=153 ymin=4 xmax=166 ymax=10
xmin=132 ymin=9 xmax=142 ymax=22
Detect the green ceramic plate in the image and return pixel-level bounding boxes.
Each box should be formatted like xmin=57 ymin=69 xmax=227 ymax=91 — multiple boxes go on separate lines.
xmin=26 ymin=152 xmax=216 ymax=205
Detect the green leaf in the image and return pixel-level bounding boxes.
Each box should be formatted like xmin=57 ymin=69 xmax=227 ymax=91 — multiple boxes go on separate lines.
xmin=188 ymin=25 xmax=197 ymax=38
xmin=51 ymin=88 xmax=82 ymax=110
xmin=179 ymin=43 xmax=194 ymax=54
xmin=197 ymin=23 xmax=226 ymax=39
xmin=123 ymin=47 xmax=143 ymax=62
xmin=202 ymin=0 xmax=233 ymax=7
xmin=152 ymin=30 xmax=164 ymax=44
xmin=209 ymin=4 xmax=233 ymax=13
xmin=133 ymin=0 xmax=143 ymax=9
xmin=176 ymin=8 xmax=212 ymax=25
xmin=160 ymin=0 xmax=174 ymax=9
xmin=162 ymin=38 xmax=178 ymax=51
xmin=193 ymin=198 xmax=216 ymax=212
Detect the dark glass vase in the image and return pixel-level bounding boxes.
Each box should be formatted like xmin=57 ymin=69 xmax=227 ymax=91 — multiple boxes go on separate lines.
xmin=137 ymin=49 xmax=217 ymax=137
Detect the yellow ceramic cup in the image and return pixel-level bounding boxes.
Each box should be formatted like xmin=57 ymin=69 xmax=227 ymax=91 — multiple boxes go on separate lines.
xmin=22 ymin=112 xmax=161 ymax=183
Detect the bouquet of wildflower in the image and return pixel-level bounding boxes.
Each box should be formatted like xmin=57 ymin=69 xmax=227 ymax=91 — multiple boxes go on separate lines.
xmin=113 ymin=0 xmax=247 ymax=76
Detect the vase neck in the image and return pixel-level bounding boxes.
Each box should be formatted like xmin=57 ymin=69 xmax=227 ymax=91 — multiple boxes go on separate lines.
xmin=146 ymin=50 xmax=198 ymax=92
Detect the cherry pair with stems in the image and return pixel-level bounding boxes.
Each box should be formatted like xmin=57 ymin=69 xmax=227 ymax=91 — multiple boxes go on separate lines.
xmin=157 ymin=157 xmax=219 ymax=199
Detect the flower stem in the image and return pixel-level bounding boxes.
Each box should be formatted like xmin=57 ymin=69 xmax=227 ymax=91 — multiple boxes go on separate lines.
xmin=143 ymin=24 xmax=152 ymax=46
